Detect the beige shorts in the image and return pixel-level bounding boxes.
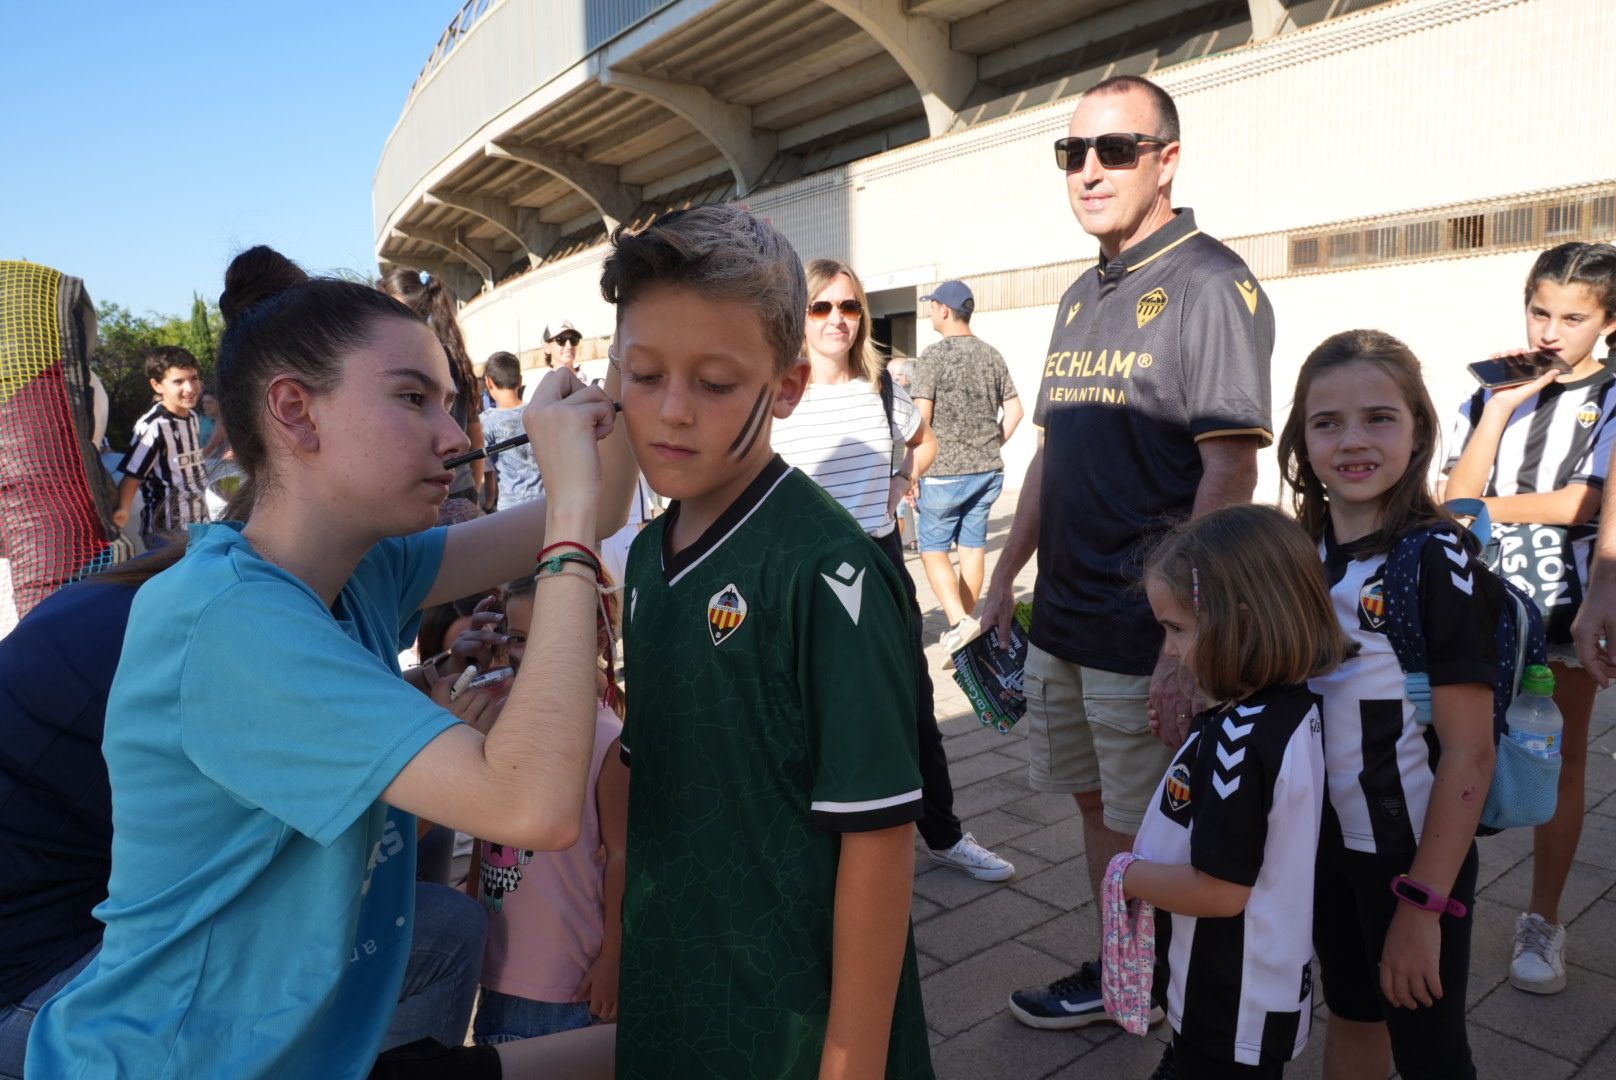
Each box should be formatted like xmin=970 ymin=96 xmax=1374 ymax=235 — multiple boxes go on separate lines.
xmin=1023 ymin=642 xmax=1173 ymax=835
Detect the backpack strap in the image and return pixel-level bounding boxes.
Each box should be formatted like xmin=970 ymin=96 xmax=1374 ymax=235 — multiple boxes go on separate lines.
xmin=879 ymin=368 xmax=896 ymax=431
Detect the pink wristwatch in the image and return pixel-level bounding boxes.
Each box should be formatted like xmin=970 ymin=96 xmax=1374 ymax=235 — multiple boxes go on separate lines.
xmin=1389 ymin=875 xmax=1467 ymax=918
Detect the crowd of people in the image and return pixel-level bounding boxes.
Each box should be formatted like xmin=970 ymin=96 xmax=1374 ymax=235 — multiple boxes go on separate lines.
xmin=3 ymin=72 xmax=1615 ymax=1080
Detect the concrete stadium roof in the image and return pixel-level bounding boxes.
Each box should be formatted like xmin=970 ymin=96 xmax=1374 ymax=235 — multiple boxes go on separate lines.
xmin=373 ymin=0 xmax=1335 ymax=296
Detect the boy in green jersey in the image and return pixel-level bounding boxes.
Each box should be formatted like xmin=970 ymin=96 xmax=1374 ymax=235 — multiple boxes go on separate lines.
xmin=604 ymin=206 xmax=934 ymax=1080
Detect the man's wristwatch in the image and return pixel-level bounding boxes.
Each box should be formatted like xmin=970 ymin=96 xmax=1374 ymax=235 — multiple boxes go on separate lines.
xmin=1389 ymin=874 xmax=1467 ymax=917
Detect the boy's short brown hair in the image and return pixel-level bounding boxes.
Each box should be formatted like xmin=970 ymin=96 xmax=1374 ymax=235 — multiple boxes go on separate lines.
xmin=599 ymin=206 xmax=807 ymax=374
xmin=145 ymin=344 xmax=199 ymax=384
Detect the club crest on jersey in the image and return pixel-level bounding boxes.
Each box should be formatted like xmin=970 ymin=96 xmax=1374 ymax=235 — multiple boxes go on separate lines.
xmin=1136 ymin=288 xmax=1168 ymax=328
xmin=706 ymin=583 xmax=748 ymax=646
xmin=1165 ymin=761 xmax=1192 ymax=811
xmin=1579 ymin=402 xmax=1602 ymax=429
xmin=1359 ymin=579 xmax=1386 ymax=629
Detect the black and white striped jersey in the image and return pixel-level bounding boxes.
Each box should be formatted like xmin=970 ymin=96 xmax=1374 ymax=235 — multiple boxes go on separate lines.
xmin=119 ymin=403 xmax=209 ymax=536
xmin=1132 ymin=683 xmax=1325 ymax=1067
xmin=1443 ymin=363 xmax=1616 ymax=579
xmin=1444 ymin=362 xmax=1616 ymax=495
xmin=1308 ymin=528 xmax=1502 ymax=856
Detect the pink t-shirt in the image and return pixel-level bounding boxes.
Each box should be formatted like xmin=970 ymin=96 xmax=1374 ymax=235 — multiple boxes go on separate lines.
xmin=478 ymin=704 xmax=623 ymax=1001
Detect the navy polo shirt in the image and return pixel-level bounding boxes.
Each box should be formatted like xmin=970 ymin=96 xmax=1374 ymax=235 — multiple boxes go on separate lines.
xmin=0 ymin=580 xmax=135 ymax=1005
xmin=1032 ymin=209 xmax=1275 ymax=674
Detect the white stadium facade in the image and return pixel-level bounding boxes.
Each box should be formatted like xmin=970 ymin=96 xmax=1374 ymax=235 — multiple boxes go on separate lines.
xmin=373 ymin=0 xmax=1616 ymax=496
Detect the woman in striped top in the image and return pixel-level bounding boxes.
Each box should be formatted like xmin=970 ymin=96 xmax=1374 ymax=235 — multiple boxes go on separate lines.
xmin=772 ymin=258 xmax=1013 ymax=882
xmin=1443 ymin=242 xmax=1616 ymax=997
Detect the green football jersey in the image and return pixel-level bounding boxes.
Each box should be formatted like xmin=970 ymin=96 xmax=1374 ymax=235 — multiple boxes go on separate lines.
xmin=617 ymin=456 xmax=934 ymax=1080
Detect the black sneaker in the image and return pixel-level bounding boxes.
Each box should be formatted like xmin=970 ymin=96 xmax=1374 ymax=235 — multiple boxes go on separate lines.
xmin=1008 ymin=962 xmax=1104 ymax=1029
xmin=1007 ymin=961 xmax=1165 ymax=1030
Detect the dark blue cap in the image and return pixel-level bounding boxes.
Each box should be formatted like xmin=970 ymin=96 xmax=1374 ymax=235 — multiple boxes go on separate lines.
xmin=919 ymin=280 xmax=974 ymax=313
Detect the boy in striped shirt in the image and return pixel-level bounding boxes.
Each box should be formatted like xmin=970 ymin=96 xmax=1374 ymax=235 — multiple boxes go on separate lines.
xmin=113 ymin=345 xmax=209 ymax=548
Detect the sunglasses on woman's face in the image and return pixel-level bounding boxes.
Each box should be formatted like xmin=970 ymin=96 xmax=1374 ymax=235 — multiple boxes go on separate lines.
xmin=554 ymin=334 xmax=581 ymax=347
xmin=1053 ymin=132 xmax=1170 ymax=171
xmin=807 ymin=299 xmax=863 ymax=319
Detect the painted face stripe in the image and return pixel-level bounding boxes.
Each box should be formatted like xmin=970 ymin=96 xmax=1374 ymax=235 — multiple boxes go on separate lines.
xmin=727 ymin=385 xmax=773 ymax=458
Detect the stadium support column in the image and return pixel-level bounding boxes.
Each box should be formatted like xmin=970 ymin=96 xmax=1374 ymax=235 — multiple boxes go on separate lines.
xmin=483 ymin=143 xmax=642 ymax=233
xmin=387 ymin=229 xmax=486 ymax=299
xmin=1247 ymin=0 xmax=1293 ymax=40
xmin=424 ymin=190 xmax=558 ymax=268
xmin=598 ymin=69 xmax=776 ymax=197
xmin=818 ymin=0 xmax=975 ymax=137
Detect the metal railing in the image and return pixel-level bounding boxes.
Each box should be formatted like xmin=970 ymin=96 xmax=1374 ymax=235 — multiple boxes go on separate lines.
xmin=407 ymin=0 xmax=500 ymax=104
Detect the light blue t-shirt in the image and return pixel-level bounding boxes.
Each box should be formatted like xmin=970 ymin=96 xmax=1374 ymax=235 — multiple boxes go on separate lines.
xmin=483 ymin=404 xmax=543 ymax=508
xmin=26 ymin=522 xmax=457 ymax=1080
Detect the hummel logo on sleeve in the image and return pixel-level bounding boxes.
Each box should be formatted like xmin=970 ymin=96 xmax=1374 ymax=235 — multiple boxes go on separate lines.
xmin=1221 ymin=713 xmax=1256 ymax=742
xmin=1440 ymin=539 xmax=1474 ymax=594
xmin=821 ymin=562 xmax=865 ymax=624
xmin=1213 ymin=703 xmax=1262 ymax=800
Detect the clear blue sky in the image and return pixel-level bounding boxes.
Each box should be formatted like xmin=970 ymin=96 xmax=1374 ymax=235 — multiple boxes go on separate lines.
xmin=0 ymin=2 xmax=457 ymax=317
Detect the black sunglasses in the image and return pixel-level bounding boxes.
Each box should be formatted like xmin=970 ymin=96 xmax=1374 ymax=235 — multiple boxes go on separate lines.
xmin=553 ymin=333 xmax=581 ymax=346
xmin=1054 ymin=132 xmax=1170 ymax=171
xmin=807 ymin=299 xmax=863 ymax=319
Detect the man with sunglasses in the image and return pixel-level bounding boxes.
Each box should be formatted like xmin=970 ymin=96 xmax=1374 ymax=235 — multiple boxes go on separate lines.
xmin=910 ymin=281 xmax=1023 ymax=655
xmin=983 ymin=75 xmax=1276 ymax=1036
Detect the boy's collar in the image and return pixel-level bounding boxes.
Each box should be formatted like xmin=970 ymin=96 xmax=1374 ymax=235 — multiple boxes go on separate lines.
xmin=660 ymin=454 xmax=791 ymax=585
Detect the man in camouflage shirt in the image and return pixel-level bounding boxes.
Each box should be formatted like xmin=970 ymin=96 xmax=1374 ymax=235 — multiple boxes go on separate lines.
xmin=910 ymin=280 xmax=1023 ymax=653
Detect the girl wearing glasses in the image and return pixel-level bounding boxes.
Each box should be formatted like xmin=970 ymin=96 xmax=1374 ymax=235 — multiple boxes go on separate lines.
xmin=772 ymin=259 xmax=1015 ymax=882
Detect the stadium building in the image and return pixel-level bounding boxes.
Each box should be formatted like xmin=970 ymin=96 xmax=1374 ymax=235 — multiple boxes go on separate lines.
xmin=373 ymin=0 xmax=1616 ymax=496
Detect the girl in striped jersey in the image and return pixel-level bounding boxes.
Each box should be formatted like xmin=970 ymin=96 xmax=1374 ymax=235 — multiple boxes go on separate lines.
xmin=1441 ymin=243 xmax=1616 ymax=996
xmin=1280 ymin=331 xmax=1505 ymax=1080
xmin=1126 ymin=505 xmax=1344 ymax=1079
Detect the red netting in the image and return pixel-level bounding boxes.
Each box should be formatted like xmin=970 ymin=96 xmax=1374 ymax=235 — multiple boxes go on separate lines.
xmin=1 ymin=261 xmax=125 ymax=635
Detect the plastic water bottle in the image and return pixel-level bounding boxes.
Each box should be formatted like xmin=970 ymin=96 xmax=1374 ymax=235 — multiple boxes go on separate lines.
xmin=1506 ymin=664 xmax=1563 ymax=760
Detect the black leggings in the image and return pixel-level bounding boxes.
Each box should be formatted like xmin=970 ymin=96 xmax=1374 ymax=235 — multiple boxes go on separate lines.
xmin=873 ymin=527 xmax=963 ymax=850
xmin=1313 ymin=815 xmax=1478 ymax=1080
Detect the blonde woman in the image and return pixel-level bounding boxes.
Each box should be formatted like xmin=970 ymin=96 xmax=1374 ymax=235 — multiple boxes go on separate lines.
xmin=772 ymin=258 xmax=1014 ymax=882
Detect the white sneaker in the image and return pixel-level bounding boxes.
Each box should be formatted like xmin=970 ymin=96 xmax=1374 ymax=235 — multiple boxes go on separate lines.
xmin=938 ymin=616 xmax=981 ymax=663
xmin=1509 ymin=912 xmax=1567 ymax=994
xmin=928 ymin=832 xmax=1015 ymax=881
xmin=954 ymin=615 xmax=981 ymax=645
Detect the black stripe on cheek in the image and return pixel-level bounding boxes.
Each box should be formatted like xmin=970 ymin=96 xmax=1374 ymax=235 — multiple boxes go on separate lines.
xmin=727 ymin=386 xmax=773 ymax=458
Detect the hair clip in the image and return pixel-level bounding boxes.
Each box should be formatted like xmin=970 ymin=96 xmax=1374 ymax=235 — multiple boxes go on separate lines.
xmin=1191 ymin=566 xmax=1201 ymax=614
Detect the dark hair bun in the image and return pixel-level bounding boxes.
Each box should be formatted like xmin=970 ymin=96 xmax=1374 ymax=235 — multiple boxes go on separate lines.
xmin=220 ymin=246 xmax=309 ymax=326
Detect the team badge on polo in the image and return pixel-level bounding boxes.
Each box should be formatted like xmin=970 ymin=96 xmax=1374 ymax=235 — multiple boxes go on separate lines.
xmin=1136 ymin=287 xmax=1168 ymax=328
xmin=1579 ymin=402 xmax=1602 ymax=429
xmin=1166 ymin=761 xmax=1192 ymax=811
xmin=707 ymin=583 xmax=748 ymax=645
xmin=1359 ymin=579 xmax=1386 ymax=628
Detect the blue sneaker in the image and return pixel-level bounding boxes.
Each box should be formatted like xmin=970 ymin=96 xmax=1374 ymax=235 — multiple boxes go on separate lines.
xmin=1007 ymin=962 xmax=1162 ymax=1030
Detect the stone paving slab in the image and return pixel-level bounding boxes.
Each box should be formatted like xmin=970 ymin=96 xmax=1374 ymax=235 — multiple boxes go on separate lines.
xmin=898 ymin=492 xmax=1616 ymax=1078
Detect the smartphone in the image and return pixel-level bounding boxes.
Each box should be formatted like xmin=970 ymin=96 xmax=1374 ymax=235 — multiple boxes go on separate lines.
xmin=1467 ymin=351 xmax=1572 ymax=389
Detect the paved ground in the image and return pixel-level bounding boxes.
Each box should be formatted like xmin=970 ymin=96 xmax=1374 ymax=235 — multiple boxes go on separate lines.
xmin=898 ymin=490 xmax=1616 ymax=1079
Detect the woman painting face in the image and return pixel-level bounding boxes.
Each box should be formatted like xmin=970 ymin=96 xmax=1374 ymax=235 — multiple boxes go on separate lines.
xmin=295 ymin=318 xmax=471 ymax=537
